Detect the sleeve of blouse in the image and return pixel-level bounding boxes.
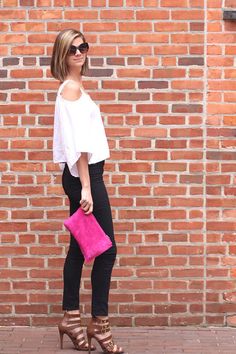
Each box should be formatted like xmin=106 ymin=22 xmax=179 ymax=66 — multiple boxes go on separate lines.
xmin=58 ymin=100 xmax=96 ymax=177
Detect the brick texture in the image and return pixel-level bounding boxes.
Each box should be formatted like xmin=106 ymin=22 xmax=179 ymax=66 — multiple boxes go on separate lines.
xmin=0 ymin=1 xmax=236 ymax=327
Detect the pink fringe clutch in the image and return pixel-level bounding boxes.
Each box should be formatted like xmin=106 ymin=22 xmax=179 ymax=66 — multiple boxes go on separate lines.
xmin=64 ymin=207 xmax=112 ymax=263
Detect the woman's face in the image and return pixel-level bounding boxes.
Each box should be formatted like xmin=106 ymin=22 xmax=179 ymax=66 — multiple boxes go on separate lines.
xmin=66 ymin=37 xmax=88 ymax=71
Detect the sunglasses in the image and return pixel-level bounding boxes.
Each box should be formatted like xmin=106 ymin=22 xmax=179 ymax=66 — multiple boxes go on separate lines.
xmin=68 ymin=42 xmax=89 ymax=55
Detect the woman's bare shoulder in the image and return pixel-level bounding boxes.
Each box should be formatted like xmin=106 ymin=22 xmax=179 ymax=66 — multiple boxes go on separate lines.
xmin=60 ymin=80 xmax=82 ymax=101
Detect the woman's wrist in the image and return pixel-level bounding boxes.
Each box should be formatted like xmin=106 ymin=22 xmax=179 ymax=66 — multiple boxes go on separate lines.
xmin=81 ymin=184 xmax=90 ymax=189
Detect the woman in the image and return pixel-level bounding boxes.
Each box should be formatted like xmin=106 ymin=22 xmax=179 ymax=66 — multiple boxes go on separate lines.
xmin=50 ymin=28 xmax=123 ymax=354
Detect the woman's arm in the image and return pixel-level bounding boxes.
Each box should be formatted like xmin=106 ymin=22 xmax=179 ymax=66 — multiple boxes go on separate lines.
xmin=76 ymin=153 xmax=93 ymax=214
xmin=60 ymin=80 xmax=93 ymax=214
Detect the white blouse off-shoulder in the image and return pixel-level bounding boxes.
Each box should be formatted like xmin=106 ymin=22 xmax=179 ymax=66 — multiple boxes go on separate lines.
xmin=53 ymin=80 xmax=110 ymax=177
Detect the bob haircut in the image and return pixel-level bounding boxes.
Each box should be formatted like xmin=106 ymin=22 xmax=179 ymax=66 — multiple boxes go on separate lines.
xmin=50 ymin=28 xmax=89 ymax=83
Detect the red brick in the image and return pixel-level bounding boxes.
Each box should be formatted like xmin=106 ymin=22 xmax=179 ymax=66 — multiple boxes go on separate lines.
xmin=156 ymin=162 xmax=187 ymax=171
xmin=136 ymin=10 xmax=169 ymax=20
xmin=138 ymin=246 xmax=168 ymax=255
xmin=155 ymin=256 xmax=187 ymax=266
xmin=83 ymin=22 xmax=116 ymax=31
xmin=119 ymin=22 xmax=151 ymax=32
xmin=155 ymin=210 xmax=186 ymax=219
xmin=11 ymin=69 xmax=43 ymax=78
xmin=136 ymin=268 xmax=168 ymax=278
xmin=207 ymin=281 xmax=236 ymax=290
xmin=0 ymin=10 xmax=26 ymax=19
xmin=136 ymin=197 xmax=168 ymax=207
xmin=154 ymin=186 xmax=186 ymax=195
xmin=119 ymin=304 xmax=152 ymax=314
xmin=102 ymin=80 xmax=135 ymax=89
xmin=0 ymin=222 xmax=27 ymax=232
xmin=119 ymin=280 xmax=152 ymax=290
xmin=15 ymin=304 xmax=48 ymax=314
xmin=161 ymin=0 xmax=188 ymax=6
xmin=29 ymin=9 xmax=62 ymax=19
xmin=119 ymin=257 xmax=152 ymax=266
xmin=0 ymin=305 xmax=12 ymax=314
xmin=117 ymin=68 xmax=150 ymax=78
xmin=100 ymin=9 xmax=134 ymax=19
xmin=136 ymin=222 xmax=168 ymax=231
xmin=207 ymin=222 xmax=236 ymax=231
xmin=0 ymin=317 xmax=30 ymax=326
xmin=0 ymin=246 xmax=27 ymax=256
xmin=226 ymin=315 xmax=236 ymax=327
xmin=171 ymin=316 xmax=204 ymax=326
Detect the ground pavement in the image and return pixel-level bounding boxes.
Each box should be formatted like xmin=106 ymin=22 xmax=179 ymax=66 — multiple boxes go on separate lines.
xmin=0 ymin=326 xmax=236 ymax=354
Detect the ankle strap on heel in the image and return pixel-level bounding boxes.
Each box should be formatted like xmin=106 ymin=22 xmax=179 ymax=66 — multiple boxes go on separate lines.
xmin=92 ymin=317 xmax=110 ymax=334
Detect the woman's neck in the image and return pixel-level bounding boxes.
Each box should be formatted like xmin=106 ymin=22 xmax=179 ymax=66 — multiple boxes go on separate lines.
xmin=66 ymin=70 xmax=82 ymax=84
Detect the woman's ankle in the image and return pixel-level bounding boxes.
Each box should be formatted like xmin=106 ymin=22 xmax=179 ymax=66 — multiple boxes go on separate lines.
xmin=94 ymin=315 xmax=108 ymax=319
xmin=66 ymin=309 xmax=80 ymax=315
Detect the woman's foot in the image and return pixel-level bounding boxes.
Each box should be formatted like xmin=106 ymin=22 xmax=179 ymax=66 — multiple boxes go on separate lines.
xmin=58 ymin=311 xmax=96 ymax=351
xmin=87 ymin=316 xmax=124 ymax=353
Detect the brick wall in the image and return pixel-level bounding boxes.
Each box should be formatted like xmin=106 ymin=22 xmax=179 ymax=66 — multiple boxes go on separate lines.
xmin=0 ymin=0 xmax=236 ymax=327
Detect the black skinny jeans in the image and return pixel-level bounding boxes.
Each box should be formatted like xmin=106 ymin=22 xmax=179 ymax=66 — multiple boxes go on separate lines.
xmin=61 ymin=161 xmax=117 ymax=317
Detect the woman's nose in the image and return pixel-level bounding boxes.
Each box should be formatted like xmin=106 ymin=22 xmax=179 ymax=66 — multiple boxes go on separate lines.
xmin=75 ymin=48 xmax=82 ymax=55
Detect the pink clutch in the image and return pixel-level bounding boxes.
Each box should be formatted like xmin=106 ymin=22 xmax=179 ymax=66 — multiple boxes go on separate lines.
xmin=64 ymin=207 xmax=112 ymax=263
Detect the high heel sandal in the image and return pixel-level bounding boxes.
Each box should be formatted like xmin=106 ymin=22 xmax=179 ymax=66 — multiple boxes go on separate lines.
xmin=58 ymin=311 xmax=96 ymax=351
xmin=87 ymin=317 xmax=124 ymax=354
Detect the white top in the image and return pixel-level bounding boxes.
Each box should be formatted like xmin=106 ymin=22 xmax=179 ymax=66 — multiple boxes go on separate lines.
xmin=53 ymin=80 xmax=110 ymax=177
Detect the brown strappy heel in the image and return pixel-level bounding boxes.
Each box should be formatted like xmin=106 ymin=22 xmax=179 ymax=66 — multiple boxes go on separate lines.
xmin=87 ymin=317 xmax=124 ymax=354
xmin=58 ymin=311 xmax=96 ymax=351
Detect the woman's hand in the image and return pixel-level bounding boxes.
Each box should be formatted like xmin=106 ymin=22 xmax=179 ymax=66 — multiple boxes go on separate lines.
xmin=80 ymin=186 xmax=93 ymax=214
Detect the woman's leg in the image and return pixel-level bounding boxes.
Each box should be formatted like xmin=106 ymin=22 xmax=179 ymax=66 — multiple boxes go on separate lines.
xmin=91 ymin=241 xmax=117 ymax=316
xmin=60 ymin=165 xmax=96 ymax=351
xmin=62 ymin=235 xmax=84 ymax=311
xmin=87 ymin=201 xmax=123 ymax=354
xmin=90 ymin=180 xmax=117 ymax=317
xmin=62 ymin=165 xmax=84 ymax=311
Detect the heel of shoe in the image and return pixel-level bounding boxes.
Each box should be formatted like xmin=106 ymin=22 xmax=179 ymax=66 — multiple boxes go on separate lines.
xmin=87 ymin=333 xmax=92 ymax=354
xmin=58 ymin=327 xmax=64 ymax=349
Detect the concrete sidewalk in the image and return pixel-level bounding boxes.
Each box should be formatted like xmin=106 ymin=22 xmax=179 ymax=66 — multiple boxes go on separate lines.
xmin=0 ymin=326 xmax=236 ymax=354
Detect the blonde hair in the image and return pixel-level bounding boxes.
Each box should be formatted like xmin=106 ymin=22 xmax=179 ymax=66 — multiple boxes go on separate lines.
xmin=50 ymin=28 xmax=89 ymax=82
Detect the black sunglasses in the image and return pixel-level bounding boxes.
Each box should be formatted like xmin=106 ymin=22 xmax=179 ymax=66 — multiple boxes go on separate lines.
xmin=68 ymin=42 xmax=89 ymax=55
